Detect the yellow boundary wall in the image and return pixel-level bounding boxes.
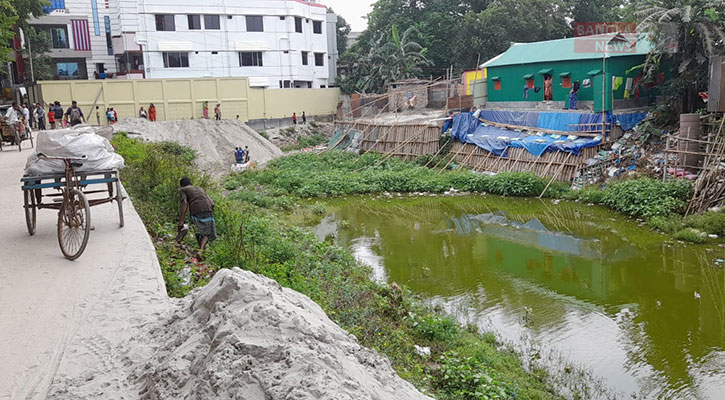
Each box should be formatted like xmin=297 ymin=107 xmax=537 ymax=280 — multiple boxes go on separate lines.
xmin=39 ymin=78 xmax=340 ymax=123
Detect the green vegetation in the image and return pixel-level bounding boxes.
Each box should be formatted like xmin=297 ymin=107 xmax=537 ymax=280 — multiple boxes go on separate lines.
xmin=113 ymin=135 xmax=565 ymax=400
xmin=280 ymin=134 xmax=328 ymax=152
xmin=225 ymin=151 xmax=569 ymax=198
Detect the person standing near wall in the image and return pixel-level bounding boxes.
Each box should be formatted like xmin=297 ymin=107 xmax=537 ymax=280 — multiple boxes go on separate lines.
xmin=139 ymin=106 xmax=148 ymax=119
xmin=149 ymin=104 xmax=157 ymax=121
xmin=48 ymin=104 xmax=55 ymax=129
xmin=544 ymin=76 xmax=553 ymax=101
xmin=36 ymin=103 xmax=46 ymax=130
xmin=65 ymin=101 xmax=85 ymax=127
xmin=95 ymin=106 xmax=101 ymax=125
xmin=214 ymin=104 xmax=221 ymax=121
xmin=302 ymin=111 xmax=306 ymax=124
xmin=292 ymin=112 xmax=297 ymax=125
xmin=202 ymin=101 xmax=209 ymax=119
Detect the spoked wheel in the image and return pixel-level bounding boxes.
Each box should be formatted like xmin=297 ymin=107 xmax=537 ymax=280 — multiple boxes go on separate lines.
xmin=57 ymin=188 xmax=91 ymax=260
xmin=24 ymin=189 xmax=36 ymax=236
xmin=115 ymin=179 xmax=124 ymax=228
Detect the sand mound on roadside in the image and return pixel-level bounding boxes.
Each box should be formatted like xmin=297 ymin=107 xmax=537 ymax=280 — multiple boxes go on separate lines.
xmin=130 ymin=268 xmax=433 ymax=400
xmin=110 ymin=118 xmax=283 ymax=175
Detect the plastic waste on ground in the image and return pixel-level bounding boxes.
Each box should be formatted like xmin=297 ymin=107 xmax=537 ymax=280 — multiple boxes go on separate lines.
xmin=23 ymin=125 xmax=125 ymax=177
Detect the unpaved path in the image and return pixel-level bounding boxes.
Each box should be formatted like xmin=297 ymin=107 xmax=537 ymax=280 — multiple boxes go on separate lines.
xmin=0 ymin=148 xmax=170 ymax=399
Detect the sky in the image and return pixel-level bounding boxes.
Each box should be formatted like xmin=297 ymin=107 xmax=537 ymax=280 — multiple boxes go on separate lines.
xmin=321 ymin=0 xmax=375 ymax=32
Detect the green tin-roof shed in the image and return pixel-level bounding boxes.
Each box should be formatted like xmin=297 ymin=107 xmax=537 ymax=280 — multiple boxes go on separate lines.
xmin=480 ymin=34 xmax=658 ymax=111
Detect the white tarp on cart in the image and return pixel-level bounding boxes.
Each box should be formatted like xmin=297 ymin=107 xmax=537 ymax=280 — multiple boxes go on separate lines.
xmin=24 ymin=125 xmax=125 ymax=177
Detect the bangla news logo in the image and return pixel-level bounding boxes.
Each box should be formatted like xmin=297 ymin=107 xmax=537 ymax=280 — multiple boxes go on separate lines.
xmin=573 ymin=22 xmax=639 ymax=54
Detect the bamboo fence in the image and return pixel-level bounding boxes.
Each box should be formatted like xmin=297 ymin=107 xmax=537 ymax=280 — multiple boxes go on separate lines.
xmin=334 ymin=121 xmax=440 ymax=161
xmin=449 ymin=142 xmax=601 ymax=182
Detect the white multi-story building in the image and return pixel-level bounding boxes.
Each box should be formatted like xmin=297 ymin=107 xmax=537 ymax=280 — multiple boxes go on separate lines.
xmin=28 ymin=0 xmax=117 ymax=80
xmin=27 ymin=0 xmax=336 ymax=88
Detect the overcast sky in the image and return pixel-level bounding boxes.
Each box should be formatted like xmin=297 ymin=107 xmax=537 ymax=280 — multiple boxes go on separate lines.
xmin=322 ymin=0 xmax=375 ymax=32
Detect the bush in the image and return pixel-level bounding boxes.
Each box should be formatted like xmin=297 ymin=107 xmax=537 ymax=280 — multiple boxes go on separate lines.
xmin=601 ymin=178 xmax=692 ymax=219
xmin=433 ymin=351 xmax=510 ymax=400
xmin=647 ymin=215 xmax=684 ymax=233
xmin=413 ymin=315 xmax=459 ymax=342
xmin=684 ymin=211 xmax=725 ymax=236
xmin=673 ymin=228 xmax=708 ymax=244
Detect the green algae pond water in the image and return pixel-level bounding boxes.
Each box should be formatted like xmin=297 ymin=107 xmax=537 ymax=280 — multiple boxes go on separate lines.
xmin=313 ymin=195 xmax=725 ymax=399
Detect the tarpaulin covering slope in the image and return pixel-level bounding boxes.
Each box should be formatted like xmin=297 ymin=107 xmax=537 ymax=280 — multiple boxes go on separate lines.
xmin=451 ymin=113 xmax=601 ymax=157
xmin=477 ymin=110 xmax=647 ymax=132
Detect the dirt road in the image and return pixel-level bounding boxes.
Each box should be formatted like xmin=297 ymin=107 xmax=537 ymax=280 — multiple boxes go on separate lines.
xmin=0 ymin=148 xmax=169 ymax=399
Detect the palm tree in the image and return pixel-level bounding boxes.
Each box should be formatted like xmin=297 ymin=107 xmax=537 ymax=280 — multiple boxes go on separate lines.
xmin=636 ymin=1 xmax=725 ymax=113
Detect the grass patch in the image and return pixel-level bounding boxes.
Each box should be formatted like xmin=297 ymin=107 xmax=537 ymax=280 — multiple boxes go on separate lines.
xmin=113 ymin=136 xmax=567 ymax=400
xmin=280 ymin=133 xmax=328 ymax=152
xmin=674 ymin=228 xmax=708 ymax=244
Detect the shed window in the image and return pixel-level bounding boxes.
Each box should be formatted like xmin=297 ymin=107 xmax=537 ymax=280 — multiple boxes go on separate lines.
xmin=525 ymin=78 xmax=534 ymax=89
xmin=494 ymin=80 xmax=501 ymax=91
xmin=562 ymin=76 xmax=571 ymax=88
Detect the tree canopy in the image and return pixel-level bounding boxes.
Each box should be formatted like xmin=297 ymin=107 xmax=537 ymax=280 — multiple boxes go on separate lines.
xmin=338 ymin=0 xmax=635 ymax=92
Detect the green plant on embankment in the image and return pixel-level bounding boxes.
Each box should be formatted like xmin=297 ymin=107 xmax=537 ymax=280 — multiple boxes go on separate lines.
xmin=112 ymin=134 xmax=566 ymax=400
xmin=280 ymin=133 xmax=328 ymax=152
xmin=224 ymin=151 xmax=569 ymax=198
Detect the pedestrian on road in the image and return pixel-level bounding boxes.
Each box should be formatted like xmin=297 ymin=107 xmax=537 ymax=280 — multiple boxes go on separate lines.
xmin=30 ymin=103 xmax=38 ymax=129
xmin=65 ymin=101 xmax=85 ymax=127
xmin=36 ymin=103 xmax=46 ymax=130
xmin=148 ymin=103 xmax=157 ymax=121
xmin=214 ymin=104 xmax=221 ymax=121
xmin=22 ymin=103 xmax=30 ymax=132
xmin=292 ymin=112 xmax=297 ymax=125
xmin=178 ymin=177 xmax=216 ymax=253
xmin=302 ymin=111 xmax=306 ymax=124
xmin=53 ymin=101 xmax=64 ymax=127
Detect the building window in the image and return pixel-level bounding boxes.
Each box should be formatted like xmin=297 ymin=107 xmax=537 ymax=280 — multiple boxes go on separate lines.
xmin=301 ymin=51 xmax=308 ymax=66
xmin=46 ymin=26 xmax=69 ymax=49
xmin=188 ymin=15 xmax=201 ymax=30
xmin=246 ymin=16 xmax=263 ymax=32
xmin=56 ymin=62 xmax=79 ymax=78
xmin=525 ymin=78 xmax=534 ymax=89
xmin=155 ymin=14 xmax=175 ymax=31
xmin=562 ymin=76 xmax=571 ymax=88
xmin=314 ymin=53 xmax=324 ymax=66
xmin=104 ymin=16 xmax=112 ymax=55
xmin=494 ymin=80 xmax=501 ymax=90
xmin=294 ymin=17 xmax=302 ymax=33
xmin=239 ymin=51 xmax=263 ymax=67
xmin=204 ymin=15 xmax=220 ymax=30
xmin=116 ymin=52 xmax=143 ymax=73
xmin=162 ymin=52 xmax=189 ymax=68
xmin=279 ymin=16 xmax=285 ymax=20
xmin=313 ymin=21 xmax=322 ymax=34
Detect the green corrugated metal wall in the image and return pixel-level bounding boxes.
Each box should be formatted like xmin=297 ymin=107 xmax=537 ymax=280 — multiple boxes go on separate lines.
xmin=486 ymin=55 xmax=654 ymax=103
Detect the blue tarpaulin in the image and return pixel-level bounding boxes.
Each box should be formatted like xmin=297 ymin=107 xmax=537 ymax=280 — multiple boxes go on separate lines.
xmin=475 ymin=109 xmax=647 ymax=132
xmin=451 ymin=113 xmax=601 ymax=157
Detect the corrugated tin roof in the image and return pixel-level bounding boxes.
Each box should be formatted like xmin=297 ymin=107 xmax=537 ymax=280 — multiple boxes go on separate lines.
xmin=481 ymin=34 xmax=652 ymax=68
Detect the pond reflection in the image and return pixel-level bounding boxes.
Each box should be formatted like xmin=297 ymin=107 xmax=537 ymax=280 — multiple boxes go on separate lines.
xmin=316 ymin=196 xmax=725 ymax=399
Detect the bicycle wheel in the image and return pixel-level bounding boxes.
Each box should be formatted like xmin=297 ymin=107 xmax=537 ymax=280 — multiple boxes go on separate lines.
xmin=24 ymin=189 xmax=36 ymax=236
xmin=115 ymin=179 xmax=124 ymax=228
xmin=57 ymin=188 xmax=91 ymax=260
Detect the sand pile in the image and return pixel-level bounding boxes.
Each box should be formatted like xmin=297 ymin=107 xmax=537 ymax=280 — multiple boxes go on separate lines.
xmin=109 ymin=118 xmax=283 ymax=175
xmin=129 ymin=268 xmax=432 ymax=400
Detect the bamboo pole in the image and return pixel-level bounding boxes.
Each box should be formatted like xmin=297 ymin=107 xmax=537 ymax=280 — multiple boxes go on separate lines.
xmin=539 ymin=153 xmax=573 ymax=198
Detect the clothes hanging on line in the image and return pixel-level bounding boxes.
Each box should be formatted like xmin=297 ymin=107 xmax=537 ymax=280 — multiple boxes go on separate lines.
xmin=534 ymin=86 xmax=542 ymax=93
xmin=582 ymin=79 xmax=591 ymax=88
xmin=523 ymin=86 xmax=529 ymax=99
xmin=613 ymin=76 xmax=624 ymax=91
xmin=625 ymin=77 xmax=633 ymax=91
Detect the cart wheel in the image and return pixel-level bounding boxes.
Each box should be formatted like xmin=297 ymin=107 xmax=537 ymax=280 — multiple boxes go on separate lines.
xmin=57 ymin=188 xmax=91 ymax=260
xmin=115 ymin=179 xmax=124 ymax=228
xmin=24 ymin=189 xmax=36 ymax=236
